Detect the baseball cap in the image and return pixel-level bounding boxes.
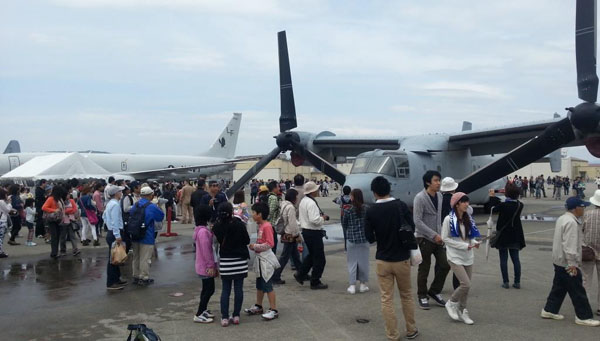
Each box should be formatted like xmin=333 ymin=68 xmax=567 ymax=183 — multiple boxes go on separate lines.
xmin=107 ymin=186 xmax=125 ymax=197
xmin=140 ymin=186 xmax=154 ymax=196
xmin=565 ymin=196 xmax=591 ymax=210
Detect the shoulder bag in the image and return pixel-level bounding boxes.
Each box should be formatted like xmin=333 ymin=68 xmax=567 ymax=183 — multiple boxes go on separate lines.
xmin=582 ymin=245 xmax=596 ymax=262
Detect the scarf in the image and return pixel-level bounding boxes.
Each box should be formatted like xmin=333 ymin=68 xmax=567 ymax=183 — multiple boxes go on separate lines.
xmin=449 ymin=209 xmax=480 ymax=239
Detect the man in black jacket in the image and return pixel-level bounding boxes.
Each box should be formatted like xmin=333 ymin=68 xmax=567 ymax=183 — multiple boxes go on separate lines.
xmin=365 ymin=176 xmax=418 ymax=340
xmin=190 ymin=179 xmax=207 ymax=226
xmin=34 ymin=179 xmax=47 ymax=238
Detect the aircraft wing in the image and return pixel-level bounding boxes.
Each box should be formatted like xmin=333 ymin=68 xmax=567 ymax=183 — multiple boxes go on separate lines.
xmin=311 ymin=135 xmax=400 ymax=159
xmin=125 ymin=162 xmax=235 ymax=179
xmin=446 ymin=118 xmax=578 ymax=156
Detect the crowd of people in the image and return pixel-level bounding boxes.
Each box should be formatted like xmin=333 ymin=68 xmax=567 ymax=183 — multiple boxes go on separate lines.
xmin=507 ymin=174 xmax=597 ymax=200
xmin=1 ymin=170 xmax=600 ymax=339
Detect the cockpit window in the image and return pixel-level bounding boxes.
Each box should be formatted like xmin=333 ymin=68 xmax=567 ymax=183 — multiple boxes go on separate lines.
xmin=366 ymin=157 xmax=396 ymax=177
xmin=350 ymin=157 xmax=370 ymax=174
xmin=394 ymin=156 xmax=410 ymax=178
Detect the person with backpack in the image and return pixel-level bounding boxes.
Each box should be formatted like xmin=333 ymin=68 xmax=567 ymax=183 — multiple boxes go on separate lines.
xmin=267 ymin=180 xmax=282 ymax=253
xmin=103 ymin=185 xmax=127 ymax=290
xmin=271 ymin=189 xmax=302 ymax=285
xmin=257 ymin=185 xmax=269 ymax=204
xmin=120 ymin=185 xmax=135 ymax=252
xmin=128 ymin=186 xmax=165 ymax=286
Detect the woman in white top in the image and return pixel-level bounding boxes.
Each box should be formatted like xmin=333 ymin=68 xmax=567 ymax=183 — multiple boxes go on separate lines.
xmin=0 ymin=188 xmax=15 ymax=258
xmin=442 ymin=192 xmax=481 ymax=325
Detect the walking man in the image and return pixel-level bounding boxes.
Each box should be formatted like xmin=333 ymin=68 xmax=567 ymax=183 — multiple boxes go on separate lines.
xmin=34 ymin=179 xmax=47 ymax=238
xmin=583 ymin=190 xmax=600 ymax=316
xmin=267 ymin=180 xmax=282 ymax=253
xmin=181 ymin=180 xmax=194 ymax=224
xmin=365 ymin=176 xmax=418 ymax=340
xmin=294 ymin=181 xmax=329 ymax=290
xmin=541 ymin=197 xmax=600 ymax=326
xmin=413 ymin=170 xmax=449 ymax=309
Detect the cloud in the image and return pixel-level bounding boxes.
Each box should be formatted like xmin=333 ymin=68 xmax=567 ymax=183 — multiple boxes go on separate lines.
xmin=389 ymin=105 xmax=416 ymax=113
xmin=162 ymin=50 xmax=225 ymax=71
xmin=51 ymin=0 xmax=291 ymax=16
xmin=28 ymin=32 xmax=66 ymax=46
xmin=420 ymin=81 xmax=508 ymax=99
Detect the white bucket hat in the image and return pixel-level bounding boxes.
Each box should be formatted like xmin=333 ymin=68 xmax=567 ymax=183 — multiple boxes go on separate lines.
xmin=440 ymin=177 xmax=459 ymax=192
xmin=590 ymin=189 xmax=600 ymax=207
xmin=303 ymin=181 xmax=319 ymax=194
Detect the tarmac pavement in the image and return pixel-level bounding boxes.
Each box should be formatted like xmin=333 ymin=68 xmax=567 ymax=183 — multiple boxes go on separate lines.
xmin=1 ymin=188 xmax=599 ymax=340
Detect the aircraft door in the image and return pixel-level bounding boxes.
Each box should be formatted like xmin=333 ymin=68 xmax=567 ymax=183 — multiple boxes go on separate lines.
xmin=8 ymin=156 xmax=20 ymax=170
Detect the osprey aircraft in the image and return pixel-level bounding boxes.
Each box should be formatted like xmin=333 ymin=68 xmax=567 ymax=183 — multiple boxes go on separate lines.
xmin=227 ymin=0 xmax=600 ymax=206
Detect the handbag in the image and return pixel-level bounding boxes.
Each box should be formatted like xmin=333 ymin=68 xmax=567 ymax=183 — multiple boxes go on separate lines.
xmin=490 ymin=202 xmax=521 ymax=249
xmin=582 ymin=245 xmax=596 ymax=262
xmin=111 ymin=241 xmax=128 ymax=265
xmin=80 ymin=198 xmax=98 ymax=225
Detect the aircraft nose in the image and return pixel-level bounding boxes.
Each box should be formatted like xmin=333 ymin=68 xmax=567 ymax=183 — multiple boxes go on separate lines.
xmin=343 ymin=174 xmax=377 ymax=203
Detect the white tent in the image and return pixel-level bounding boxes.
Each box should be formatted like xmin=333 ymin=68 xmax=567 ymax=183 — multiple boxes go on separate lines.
xmin=0 ymin=153 xmax=112 ymax=180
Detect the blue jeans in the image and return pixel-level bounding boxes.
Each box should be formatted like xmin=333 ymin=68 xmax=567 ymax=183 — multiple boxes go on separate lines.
xmin=220 ymin=277 xmax=244 ymax=318
xmin=499 ymin=248 xmax=521 ymax=284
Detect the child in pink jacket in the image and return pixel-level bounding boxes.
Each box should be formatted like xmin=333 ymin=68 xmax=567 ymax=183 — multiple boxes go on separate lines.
xmin=193 ymin=205 xmax=217 ymax=324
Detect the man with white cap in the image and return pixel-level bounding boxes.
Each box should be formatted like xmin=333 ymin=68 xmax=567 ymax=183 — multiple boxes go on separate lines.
xmin=541 ymin=197 xmax=600 ymax=326
xmin=294 ymin=181 xmax=330 ymax=290
xmin=103 ymin=185 xmax=126 ymax=290
xmin=583 ymin=190 xmax=600 ymax=316
xmin=129 ymin=186 xmax=165 ymax=286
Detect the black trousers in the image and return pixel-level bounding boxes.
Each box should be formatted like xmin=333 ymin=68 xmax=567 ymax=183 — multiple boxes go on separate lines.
xmin=299 ymin=229 xmax=326 ymax=286
xmin=48 ymin=222 xmax=61 ymax=257
xmin=197 ymin=277 xmax=215 ymax=316
xmin=35 ymin=207 xmax=45 ymax=236
xmin=9 ymin=215 xmax=21 ymax=241
xmin=544 ymin=264 xmax=593 ymax=319
xmin=106 ymin=231 xmax=121 ymax=287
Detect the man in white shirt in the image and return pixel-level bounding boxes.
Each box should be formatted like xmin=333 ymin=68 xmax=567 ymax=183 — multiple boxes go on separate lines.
xmin=294 ymin=181 xmax=329 ymax=290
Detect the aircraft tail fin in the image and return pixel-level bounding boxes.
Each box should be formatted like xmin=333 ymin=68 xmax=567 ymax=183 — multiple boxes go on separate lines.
xmin=202 ymin=113 xmax=242 ymax=159
xmin=3 ymin=140 xmax=21 ymax=154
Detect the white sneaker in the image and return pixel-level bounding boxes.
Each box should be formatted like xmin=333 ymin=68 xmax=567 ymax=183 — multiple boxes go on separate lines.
xmin=459 ymin=309 xmax=474 ymax=325
xmin=541 ymin=309 xmax=564 ymax=320
xmin=445 ymin=301 xmax=460 ymax=321
xmin=575 ymin=317 xmax=600 ymax=327
xmin=347 ymin=285 xmax=356 ymax=294
xmin=193 ymin=314 xmax=214 ymax=323
xmin=262 ymin=309 xmax=279 ymax=320
xmin=359 ymin=283 xmax=369 ymax=293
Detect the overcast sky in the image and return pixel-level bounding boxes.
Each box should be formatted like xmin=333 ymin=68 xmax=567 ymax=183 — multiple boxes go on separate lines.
xmin=0 ymin=0 xmax=598 ymax=162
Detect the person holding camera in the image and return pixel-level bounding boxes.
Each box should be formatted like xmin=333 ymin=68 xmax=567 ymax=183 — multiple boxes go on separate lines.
xmin=294 ymin=181 xmax=330 ymax=290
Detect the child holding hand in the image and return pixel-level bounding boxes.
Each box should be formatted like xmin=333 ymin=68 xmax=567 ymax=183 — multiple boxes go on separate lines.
xmin=193 ymin=205 xmax=218 ymax=324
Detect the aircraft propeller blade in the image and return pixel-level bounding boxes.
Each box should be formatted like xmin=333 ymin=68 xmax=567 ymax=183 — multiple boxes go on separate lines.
xmin=278 ymin=30 xmax=298 ymax=133
xmin=576 ymin=0 xmax=598 ymax=103
xmin=457 ymin=118 xmax=575 ymax=194
xmin=302 ymin=149 xmax=347 ymax=185
xmin=225 ymin=147 xmax=282 ymax=198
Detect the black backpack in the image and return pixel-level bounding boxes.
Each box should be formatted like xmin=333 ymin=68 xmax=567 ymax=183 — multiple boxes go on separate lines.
xmin=120 ymin=195 xmax=134 ymax=226
xmin=126 ymin=324 xmax=161 ymax=341
xmin=126 ymin=201 xmax=151 ymax=240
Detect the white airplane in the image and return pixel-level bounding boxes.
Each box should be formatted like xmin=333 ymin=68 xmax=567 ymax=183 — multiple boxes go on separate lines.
xmin=1 ymin=113 xmax=245 ymax=180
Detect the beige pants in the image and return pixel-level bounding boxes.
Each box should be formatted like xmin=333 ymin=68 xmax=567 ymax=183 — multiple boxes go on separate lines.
xmin=182 ymin=203 xmax=193 ymax=224
xmin=449 ymin=260 xmax=473 ymax=310
xmin=376 ymin=260 xmax=417 ymax=340
xmin=132 ymin=242 xmax=154 ymax=280
xmin=582 ymin=259 xmax=600 ymax=309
